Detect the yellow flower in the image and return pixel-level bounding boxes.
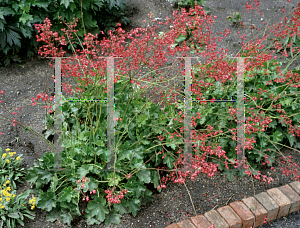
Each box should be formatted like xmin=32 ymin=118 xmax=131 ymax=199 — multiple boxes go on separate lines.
xmin=5 ymin=148 xmax=10 ymax=152
xmin=29 ymin=196 xmax=36 ymax=208
xmin=0 ymin=205 xmax=4 ymax=209
xmin=2 ymin=153 xmax=7 ymax=158
xmin=6 ymin=159 xmax=9 ymax=163
xmin=12 ymin=194 xmax=15 ymax=198
xmin=6 ymin=197 xmax=10 ymax=202
xmin=6 ymin=187 xmax=11 ymax=191
xmin=16 ymin=157 xmax=21 ymax=161
xmin=9 ymin=152 xmax=13 ymax=157
xmin=22 ymin=204 xmax=24 ymax=207
xmin=5 ymin=180 xmax=9 ymax=184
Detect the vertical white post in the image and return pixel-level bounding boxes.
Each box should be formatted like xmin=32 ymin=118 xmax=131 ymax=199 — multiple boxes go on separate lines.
xmin=183 ymin=57 xmax=193 ymax=172
xmin=107 ymin=57 xmax=115 ymax=170
xmin=53 ymin=57 xmax=63 ymax=170
xmin=236 ymin=57 xmax=246 ymax=172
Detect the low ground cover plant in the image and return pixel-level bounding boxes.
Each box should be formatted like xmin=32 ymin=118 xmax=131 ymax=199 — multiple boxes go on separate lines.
xmin=0 ymin=147 xmax=35 ymax=228
xmin=169 ymin=0 xmax=210 ymax=14
xmin=227 ymin=12 xmax=242 ymax=25
xmin=0 ymin=1 xmax=300 ymax=227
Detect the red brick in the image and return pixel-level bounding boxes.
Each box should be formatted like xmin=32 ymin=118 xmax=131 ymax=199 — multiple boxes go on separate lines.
xmin=190 ymin=215 xmax=212 ymax=228
xmin=289 ymin=181 xmax=300 ymax=196
xmin=204 ymin=210 xmax=229 ymax=228
xmin=177 ymin=219 xmax=197 ymax=228
xmin=229 ymin=201 xmax=255 ymax=228
xmin=217 ymin=205 xmax=242 ymax=228
xmin=279 ymin=184 xmax=300 ymax=213
xmin=267 ymin=188 xmax=291 ymax=218
xmin=165 ymin=224 xmax=179 ymax=228
xmin=242 ymin=196 xmax=268 ymax=227
xmin=254 ymin=192 xmax=279 ymax=222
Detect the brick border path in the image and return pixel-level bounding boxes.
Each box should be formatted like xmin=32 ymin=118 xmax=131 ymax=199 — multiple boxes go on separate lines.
xmin=165 ymin=181 xmax=300 ymax=228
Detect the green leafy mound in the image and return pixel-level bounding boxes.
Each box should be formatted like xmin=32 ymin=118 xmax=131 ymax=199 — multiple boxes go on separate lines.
xmin=0 ymin=0 xmax=130 ymax=66
xmin=26 ymin=56 xmax=300 ymax=225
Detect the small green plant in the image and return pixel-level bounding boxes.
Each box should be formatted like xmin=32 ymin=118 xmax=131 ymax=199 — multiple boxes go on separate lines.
xmin=0 ymin=148 xmax=25 ymax=190
xmin=227 ymin=12 xmax=242 ymax=24
xmin=170 ymin=0 xmax=205 ymax=8
xmin=0 ymin=147 xmax=35 ymax=228
xmin=170 ymin=0 xmax=210 ymax=14
xmin=0 ymin=180 xmax=36 ymax=228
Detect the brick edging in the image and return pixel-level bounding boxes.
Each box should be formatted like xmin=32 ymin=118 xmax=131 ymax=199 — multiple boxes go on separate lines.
xmin=165 ymin=181 xmax=300 ymax=228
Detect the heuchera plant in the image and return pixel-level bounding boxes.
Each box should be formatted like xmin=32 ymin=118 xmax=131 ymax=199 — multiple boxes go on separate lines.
xmin=0 ymin=1 xmax=300 ymax=226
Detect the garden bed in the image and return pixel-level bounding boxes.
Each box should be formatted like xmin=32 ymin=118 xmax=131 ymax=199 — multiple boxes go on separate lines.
xmin=1 ymin=0 xmax=300 ymax=227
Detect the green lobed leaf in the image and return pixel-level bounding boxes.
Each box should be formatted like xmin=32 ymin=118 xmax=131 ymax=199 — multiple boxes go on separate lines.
xmin=86 ymin=217 xmax=100 ymax=225
xmin=19 ymin=13 xmax=33 ymax=25
xmin=151 ymin=170 xmax=160 ymax=188
xmin=104 ymin=210 xmax=122 ymax=226
xmin=163 ymin=154 xmax=176 ymax=169
xmin=136 ymin=169 xmax=151 ymax=183
xmin=77 ymin=166 xmax=89 ymax=179
xmin=279 ymin=97 xmax=293 ymax=107
xmin=33 ymin=0 xmax=50 ymax=10
xmin=25 ymin=169 xmax=38 ymax=183
xmin=141 ymin=189 xmax=154 ymax=206
xmin=0 ymin=6 xmax=15 ymax=17
xmin=113 ymin=202 xmax=128 ymax=215
xmin=37 ymin=191 xmax=56 ymax=212
xmin=60 ymin=0 xmax=74 ymax=9
xmin=86 ymin=177 xmax=98 ymax=190
xmin=85 ymin=196 xmax=109 ymax=222
xmin=59 ymin=186 xmax=76 ymax=203
xmin=281 ymin=130 xmax=296 ymax=148
xmin=272 ymin=131 xmax=283 ymax=142
xmin=59 ymin=211 xmax=72 ymax=226
xmin=223 ymin=169 xmax=238 ymax=182
xmin=50 ymin=173 xmax=58 ymax=192
xmin=125 ymin=177 xmax=147 ymax=198
xmin=125 ymin=198 xmax=141 ymax=217
xmin=108 ymin=173 xmax=122 ymax=187
xmin=6 ymin=28 xmax=21 ymax=47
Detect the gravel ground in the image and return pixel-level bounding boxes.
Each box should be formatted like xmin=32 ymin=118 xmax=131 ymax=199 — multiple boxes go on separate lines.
xmin=0 ymin=0 xmax=300 ymax=227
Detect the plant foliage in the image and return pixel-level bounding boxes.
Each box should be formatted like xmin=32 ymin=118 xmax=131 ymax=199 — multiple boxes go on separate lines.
xmin=0 ymin=0 xmax=130 ymax=66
